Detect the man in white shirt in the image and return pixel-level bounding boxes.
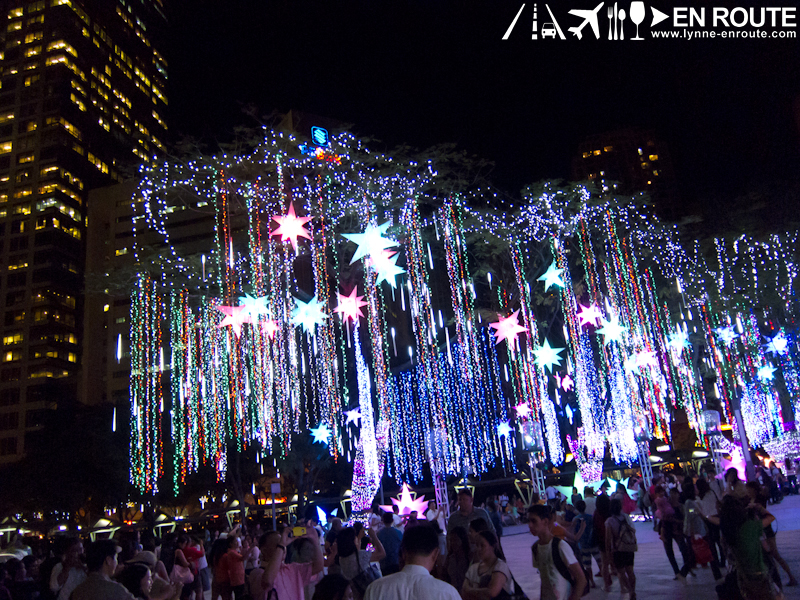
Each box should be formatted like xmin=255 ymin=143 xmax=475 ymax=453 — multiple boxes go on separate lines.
xmin=363 ymin=526 xmax=460 ymax=600
xmin=425 ymin=500 xmax=447 ymax=531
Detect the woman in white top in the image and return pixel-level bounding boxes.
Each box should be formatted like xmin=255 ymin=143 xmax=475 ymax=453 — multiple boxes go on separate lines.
xmin=461 ymin=530 xmax=515 ymax=599
xmin=331 ymin=526 xmax=386 ymax=582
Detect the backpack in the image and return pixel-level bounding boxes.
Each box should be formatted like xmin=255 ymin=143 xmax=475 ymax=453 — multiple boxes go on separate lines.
xmin=612 ymin=515 xmax=638 ymax=552
xmin=532 ymin=538 xmax=589 ymax=597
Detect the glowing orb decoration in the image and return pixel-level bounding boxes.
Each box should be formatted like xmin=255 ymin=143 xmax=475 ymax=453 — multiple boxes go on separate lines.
xmin=379 ymin=483 xmax=429 ymax=516
xmin=537 ymin=262 xmax=566 ymax=291
xmin=489 ymin=310 xmax=528 ymax=349
xmin=270 ymin=203 xmax=312 ymax=251
xmin=597 ymin=313 xmax=628 ymax=345
xmin=757 ymin=365 xmax=777 ymax=382
xmin=764 ymin=333 xmax=789 ymax=356
xmin=291 ymin=296 xmax=328 ymax=332
xmin=342 ymin=222 xmax=399 ymax=264
xmin=215 ymin=305 xmax=252 ymax=338
xmin=533 ymin=339 xmax=565 ymax=373
xmin=335 ymin=288 xmax=368 ymax=323
xmin=577 ymin=304 xmax=603 ymax=327
xmin=310 ymin=424 xmax=331 ymax=445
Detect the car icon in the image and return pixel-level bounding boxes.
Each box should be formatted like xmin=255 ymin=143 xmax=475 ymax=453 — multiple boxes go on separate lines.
xmin=541 ymin=23 xmax=557 ymax=38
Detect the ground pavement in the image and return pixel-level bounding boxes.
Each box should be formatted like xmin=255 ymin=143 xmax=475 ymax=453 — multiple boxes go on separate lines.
xmin=501 ymin=494 xmax=800 ymax=600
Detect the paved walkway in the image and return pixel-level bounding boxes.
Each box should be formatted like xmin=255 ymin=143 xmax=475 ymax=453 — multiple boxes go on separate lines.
xmin=502 ymin=495 xmax=800 ymax=599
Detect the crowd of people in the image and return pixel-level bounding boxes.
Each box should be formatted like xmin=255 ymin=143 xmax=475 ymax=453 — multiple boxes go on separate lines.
xmin=0 ymin=461 xmax=797 ymax=600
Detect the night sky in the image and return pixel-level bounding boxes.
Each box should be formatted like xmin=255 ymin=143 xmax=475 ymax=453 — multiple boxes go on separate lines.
xmin=167 ymin=0 xmax=800 ymax=218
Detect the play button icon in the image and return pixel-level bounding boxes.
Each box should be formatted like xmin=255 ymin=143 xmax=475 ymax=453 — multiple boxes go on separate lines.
xmin=651 ymin=6 xmax=669 ymax=26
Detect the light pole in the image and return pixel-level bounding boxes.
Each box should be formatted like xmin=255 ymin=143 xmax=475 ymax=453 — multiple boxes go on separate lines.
xmin=634 ymin=425 xmax=653 ymax=489
xmin=521 ymin=420 xmax=547 ymax=500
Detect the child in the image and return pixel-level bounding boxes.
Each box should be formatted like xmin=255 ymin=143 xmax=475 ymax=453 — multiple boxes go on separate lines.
xmin=528 ymin=504 xmax=586 ymax=600
xmin=572 ymin=500 xmax=600 ymax=589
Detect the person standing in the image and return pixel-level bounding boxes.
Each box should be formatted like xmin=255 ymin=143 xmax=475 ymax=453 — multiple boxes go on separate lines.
xmin=572 ymin=499 xmax=601 ymax=589
xmin=447 ymin=490 xmax=495 ymax=535
xmin=377 ymin=513 xmax=403 ymax=576
xmin=529 ymin=505 xmax=586 ymax=600
xmin=71 ymin=540 xmax=136 ymax=600
xmin=256 ymin=527 xmax=323 ymax=600
xmin=363 ymin=526 xmax=460 ymax=600
xmin=486 ymin=500 xmax=504 ymax=539
xmin=425 ymin=501 xmax=446 ymax=532
xmin=605 ymin=498 xmax=638 ymax=600
xmin=695 ymin=478 xmax=724 ymax=581
xmin=48 ymin=537 xmax=86 ymax=600
xmin=461 ymin=531 xmax=516 ymax=599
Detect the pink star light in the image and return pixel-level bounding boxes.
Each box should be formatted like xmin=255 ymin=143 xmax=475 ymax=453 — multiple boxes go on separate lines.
xmin=379 ymin=483 xmax=429 ymax=516
xmin=270 ymin=203 xmax=312 ymax=250
xmin=216 ymin=305 xmax=252 ymax=338
xmin=334 ymin=288 xmax=368 ymax=323
xmin=489 ymin=310 xmax=528 ymax=349
xmin=577 ymin=304 xmax=603 ymax=327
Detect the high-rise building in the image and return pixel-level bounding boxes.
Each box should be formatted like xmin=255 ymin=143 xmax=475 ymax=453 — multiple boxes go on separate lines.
xmin=0 ymin=0 xmax=167 ymax=464
xmin=571 ymin=129 xmax=679 ymax=219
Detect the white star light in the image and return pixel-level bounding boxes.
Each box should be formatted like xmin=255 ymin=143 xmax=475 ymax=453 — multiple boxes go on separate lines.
xmin=757 ymin=365 xmax=777 ymax=382
xmin=597 ymin=313 xmax=627 ymax=345
xmin=342 ymin=222 xmax=398 ymax=264
xmin=310 ymin=424 xmax=331 ymax=445
xmin=715 ymin=326 xmax=738 ymax=346
xmin=238 ymin=293 xmax=269 ymax=320
xmin=291 ymin=296 xmax=328 ymax=332
xmin=577 ymin=304 xmax=603 ymax=327
xmin=514 ymin=403 xmax=533 ymax=418
xmin=497 ymin=421 xmax=513 ymax=438
xmin=537 ymin=262 xmax=566 ymax=291
xmin=764 ymin=333 xmax=789 ymax=356
xmin=344 ymin=408 xmax=362 ymax=425
xmin=625 ymin=350 xmax=658 ymax=373
xmin=533 ymin=339 xmax=565 ymax=373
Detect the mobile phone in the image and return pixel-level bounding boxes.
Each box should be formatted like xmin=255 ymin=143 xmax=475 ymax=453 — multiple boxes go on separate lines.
xmin=292 ymin=526 xmax=307 ymax=537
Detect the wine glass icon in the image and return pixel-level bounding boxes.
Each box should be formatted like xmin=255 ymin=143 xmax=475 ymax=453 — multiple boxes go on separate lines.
xmin=630 ymin=1 xmax=645 ymax=39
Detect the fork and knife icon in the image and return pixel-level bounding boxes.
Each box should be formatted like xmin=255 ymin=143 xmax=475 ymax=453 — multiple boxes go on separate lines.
xmin=608 ymin=2 xmax=645 ymax=40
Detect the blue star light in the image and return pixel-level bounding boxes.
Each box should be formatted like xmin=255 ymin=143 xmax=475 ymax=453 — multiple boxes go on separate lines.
xmin=310 ymin=424 xmax=331 ymax=445
xmin=533 ymin=339 xmax=565 ymax=373
xmin=291 ymin=296 xmax=328 ymax=333
xmin=342 ymin=223 xmax=398 ymax=264
xmin=537 ymin=262 xmax=566 ymax=291
xmin=763 ymin=333 xmax=789 ymax=356
xmin=715 ymin=326 xmax=738 ymax=346
xmin=757 ymin=365 xmax=777 ymax=382
xmin=667 ymin=328 xmax=690 ymax=352
xmin=238 ymin=293 xmax=269 ymax=320
xmin=497 ymin=421 xmax=513 ymax=438
xmin=597 ymin=313 xmax=627 ymax=346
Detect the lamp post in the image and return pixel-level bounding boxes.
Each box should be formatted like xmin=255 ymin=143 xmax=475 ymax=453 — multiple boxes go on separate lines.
xmin=634 ymin=425 xmax=653 ymax=489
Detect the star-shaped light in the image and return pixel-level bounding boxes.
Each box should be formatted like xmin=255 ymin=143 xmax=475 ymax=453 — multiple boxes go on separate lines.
xmin=533 ymin=339 xmax=565 ymax=373
xmin=764 ymin=333 xmax=789 ymax=356
xmin=310 ymin=424 xmax=331 ymax=445
xmin=560 ymin=374 xmax=574 ymax=391
xmin=379 ymin=483 xmax=428 ymax=516
xmin=489 ymin=311 xmax=528 ymax=349
xmin=344 ymin=408 xmax=362 ymax=425
xmin=757 ymin=365 xmax=777 ymax=382
xmin=597 ymin=313 xmax=628 ymax=345
xmin=291 ymin=296 xmax=328 ymax=332
xmin=271 ymin=203 xmax=312 ymax=250
xmin=342 ymin=222 xmax=398 ymax=264
xmin=668 ymin=329 xmax=690 ymax=352
xmin=238 ymin=293 xmax=269 ymax=320
xmin=216 ymin=305 xmax=252 ymax=338
xmin=497 ymin=421 xmax=513 ymax=438
xmin=367 ymin=249 xmax=405 ymax=287
xmin=624 ymin=350 xmax=658 ymax=373
xmin=537 ymin=262 xmax=566 ymax=291
xmin=335 ymin=288 xmax=367 ymax=323
xmin=260 ymin=319 xmax=280 ymax=339
xmin=514 ymin=403 xmax=532 ymax=418
xmin=715 ymin=326 xmax=738 ymax=346
xmin=577 ymin=304 xmax=603 ymax=327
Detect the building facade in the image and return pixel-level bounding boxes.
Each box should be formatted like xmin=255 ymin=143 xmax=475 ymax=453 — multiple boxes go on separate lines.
xmin=0 ymin=0 xmax=167 ymax=463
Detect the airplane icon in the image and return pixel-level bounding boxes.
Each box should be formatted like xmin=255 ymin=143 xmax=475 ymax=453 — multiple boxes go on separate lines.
xmin=568 ymin=2 xmax=605 ymax=39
